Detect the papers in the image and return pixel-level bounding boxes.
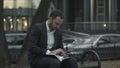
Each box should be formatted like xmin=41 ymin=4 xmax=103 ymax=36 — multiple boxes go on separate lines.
xmin=55 ymin=55 xmax=70 ymax=61
xmin=46 ymin=50 xmax=70 ymax=61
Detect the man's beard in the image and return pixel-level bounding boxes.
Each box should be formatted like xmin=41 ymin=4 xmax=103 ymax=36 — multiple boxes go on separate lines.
xmin=49 ymin=23 xmax=56 ymax=31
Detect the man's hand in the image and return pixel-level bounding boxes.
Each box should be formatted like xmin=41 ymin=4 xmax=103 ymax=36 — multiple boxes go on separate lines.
xmin=49 ymin=48 xmax=68 ymax=56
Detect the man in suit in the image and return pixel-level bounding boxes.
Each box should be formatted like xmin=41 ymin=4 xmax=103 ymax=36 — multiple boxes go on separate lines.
xmin=28 ymin=10 xmax=78 ymax=68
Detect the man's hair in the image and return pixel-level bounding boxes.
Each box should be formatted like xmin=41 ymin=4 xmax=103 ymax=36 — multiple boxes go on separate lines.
xmin=49 ymin=10 xmax=64 ymax=19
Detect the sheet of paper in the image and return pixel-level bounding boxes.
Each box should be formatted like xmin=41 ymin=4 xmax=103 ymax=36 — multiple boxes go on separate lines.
xmin=55 ymin=55 xmax=70 ymax=61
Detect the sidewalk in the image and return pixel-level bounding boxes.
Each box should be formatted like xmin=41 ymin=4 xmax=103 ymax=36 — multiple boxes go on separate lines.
xmin=77 ymin=60 xmax=120 ymax=68
xmin=101 ymin=60 xmax=120 ymax=68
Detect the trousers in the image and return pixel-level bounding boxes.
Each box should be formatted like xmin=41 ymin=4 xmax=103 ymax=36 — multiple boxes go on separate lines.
xmin=30 ymin=56 xmax=78 ymax=68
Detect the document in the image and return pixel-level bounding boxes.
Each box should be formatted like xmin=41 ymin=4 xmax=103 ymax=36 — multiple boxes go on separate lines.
xmin=54 ymin=55 xmax=70 ymax=61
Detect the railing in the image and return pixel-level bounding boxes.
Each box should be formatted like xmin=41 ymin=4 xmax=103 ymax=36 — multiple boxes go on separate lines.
xmin=4 ymin=8 xmax=36 ymax=15
xmin=63 ymin=22 xmax=120 ymax=34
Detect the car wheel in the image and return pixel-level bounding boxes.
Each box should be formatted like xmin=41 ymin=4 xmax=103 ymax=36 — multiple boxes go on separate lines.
xmin=80 ymin=50 xmax=101 ymax=68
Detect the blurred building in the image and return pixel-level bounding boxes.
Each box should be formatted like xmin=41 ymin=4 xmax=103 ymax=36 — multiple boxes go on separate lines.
xmin=4 ymin=0 xmax=120 ymax=34
xmin=3 ymin=0 xmax=37 ymax=32
xmin=53 ymin=0 xmax=120 ymax=34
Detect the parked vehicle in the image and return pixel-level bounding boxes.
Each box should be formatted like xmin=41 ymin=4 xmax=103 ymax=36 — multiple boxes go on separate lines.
xmin=62 ymin=30 xmax=90 ymax=49
xmin=6 ymin=33 xmax=26 ymax=49
xmin=66 ymin=34 xmax=120 ymax=60
xmin=5 ymin=33 xmax=26 ymax=63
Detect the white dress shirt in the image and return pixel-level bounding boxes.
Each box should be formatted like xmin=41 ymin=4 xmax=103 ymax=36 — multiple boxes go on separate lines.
xmin=45 ymin=21 xmax=69 ymax=61
xmin=46 ymin=21 xmax=55 ymax=54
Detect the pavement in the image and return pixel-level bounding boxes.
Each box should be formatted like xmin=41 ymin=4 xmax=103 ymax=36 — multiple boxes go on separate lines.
xmin=77 ymin=59 xmax=120 ymax=68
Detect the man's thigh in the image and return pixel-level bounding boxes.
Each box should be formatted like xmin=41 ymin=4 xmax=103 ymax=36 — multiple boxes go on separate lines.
xmin=61 ymin=57 xmax=78 ymax=68
xmin=34 ymin=56 xmax=61 ymax=68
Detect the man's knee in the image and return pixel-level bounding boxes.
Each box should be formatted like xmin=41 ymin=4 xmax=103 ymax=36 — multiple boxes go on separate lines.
xmin=61 ymin=57 xmax=78 ymax=68
xmin=64 ymin=57 xmax=77 ymax=62
xmin=50 ymin=58 xmax=61 ymax=68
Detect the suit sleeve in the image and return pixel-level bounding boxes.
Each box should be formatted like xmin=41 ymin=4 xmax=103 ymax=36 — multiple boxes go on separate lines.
xmin=28 ymin=24 xmax=47 ymax=56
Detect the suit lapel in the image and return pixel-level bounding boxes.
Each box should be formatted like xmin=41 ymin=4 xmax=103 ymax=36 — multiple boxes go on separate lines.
xmin=54 ymin=31 xmax=57 ymax=45
xmin=41 ymin=23 xmax=47 ymax=48
xmin=52 ymin=30 xmax=58 ymax=49
xmin=42 ymin=22 xmax=59 ymax=49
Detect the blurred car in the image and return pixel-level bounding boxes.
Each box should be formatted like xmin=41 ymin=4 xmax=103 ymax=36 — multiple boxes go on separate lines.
xmin=6 ymin=33 xmax=26 ymax=49
xmin=62 ymin=30 xmax=90 ymax=49
xmin=5 ymin=33 xmax=26 ymax=63
xmin=66 ymin=34 xmax=120 ymax=60
xmin=62 ymin=30 xmax=90 ymax=39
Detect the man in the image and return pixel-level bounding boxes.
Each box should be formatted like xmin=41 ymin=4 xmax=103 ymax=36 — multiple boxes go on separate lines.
xmin=28 ymin=10 xmax=78 ymax=68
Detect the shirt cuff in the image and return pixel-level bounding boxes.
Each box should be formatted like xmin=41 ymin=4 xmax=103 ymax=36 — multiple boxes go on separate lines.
xmin=46 ymin=50 xmax=51 ymax=55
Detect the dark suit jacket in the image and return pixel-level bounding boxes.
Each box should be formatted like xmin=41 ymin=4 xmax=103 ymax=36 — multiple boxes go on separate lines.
xmin=28 ymin=22 xmax=63 ymax=66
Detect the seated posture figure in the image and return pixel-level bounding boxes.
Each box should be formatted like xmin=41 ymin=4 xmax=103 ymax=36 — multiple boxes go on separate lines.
xmin=28 ymin=10 xmax=78 ymax=68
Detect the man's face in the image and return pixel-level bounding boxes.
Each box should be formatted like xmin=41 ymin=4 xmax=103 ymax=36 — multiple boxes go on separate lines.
xmin=50 ymin=16 xmax=64 ymax=31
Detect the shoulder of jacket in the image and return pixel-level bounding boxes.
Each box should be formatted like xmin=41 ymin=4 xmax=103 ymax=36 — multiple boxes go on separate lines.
xmin=33 ymin=22 xmax=45 ymax=28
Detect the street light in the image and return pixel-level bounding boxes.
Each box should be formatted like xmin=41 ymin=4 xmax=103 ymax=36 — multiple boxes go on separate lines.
xmin=103 ymin=23 xmax=107 ymax=28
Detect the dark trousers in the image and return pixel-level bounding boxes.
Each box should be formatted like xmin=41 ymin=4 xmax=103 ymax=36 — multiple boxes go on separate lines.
xmin=31 ymin=56 xmax=78 ymax=68
xmin=60 ymin=57 xmax=78 ymax=68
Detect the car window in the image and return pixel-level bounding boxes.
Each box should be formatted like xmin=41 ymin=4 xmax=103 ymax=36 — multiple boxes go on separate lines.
xmin=6 ymin=36 xmax=16 ymax=45
xmin=6 ymin=34 xmax=26 ymax=45
xmin=16 ymin=35 xmax=25 ymax=45
xmin=110 ymin=36 xmax=120 ymax=43
xmin=99 ymin=36 xmax=111 ymax=44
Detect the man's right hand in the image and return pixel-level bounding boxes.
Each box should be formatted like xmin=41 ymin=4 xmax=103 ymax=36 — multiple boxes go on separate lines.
xmin=49 ymin=48 xmax=68 ymax=56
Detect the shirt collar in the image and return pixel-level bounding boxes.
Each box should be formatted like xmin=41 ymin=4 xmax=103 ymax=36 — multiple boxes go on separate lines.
xmin=46 ymin=20 xmax=50 ymax=32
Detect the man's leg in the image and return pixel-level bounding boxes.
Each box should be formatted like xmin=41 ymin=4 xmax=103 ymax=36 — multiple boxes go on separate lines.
xmin=61 ymin=57 xmax=78 ymax=68
xmin=34 ymin=57 xmax=61 ymax=68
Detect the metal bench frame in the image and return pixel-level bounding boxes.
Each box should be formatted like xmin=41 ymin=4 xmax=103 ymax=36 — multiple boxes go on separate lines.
xmin=80 ymin=50 xmax=101 ymax=68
